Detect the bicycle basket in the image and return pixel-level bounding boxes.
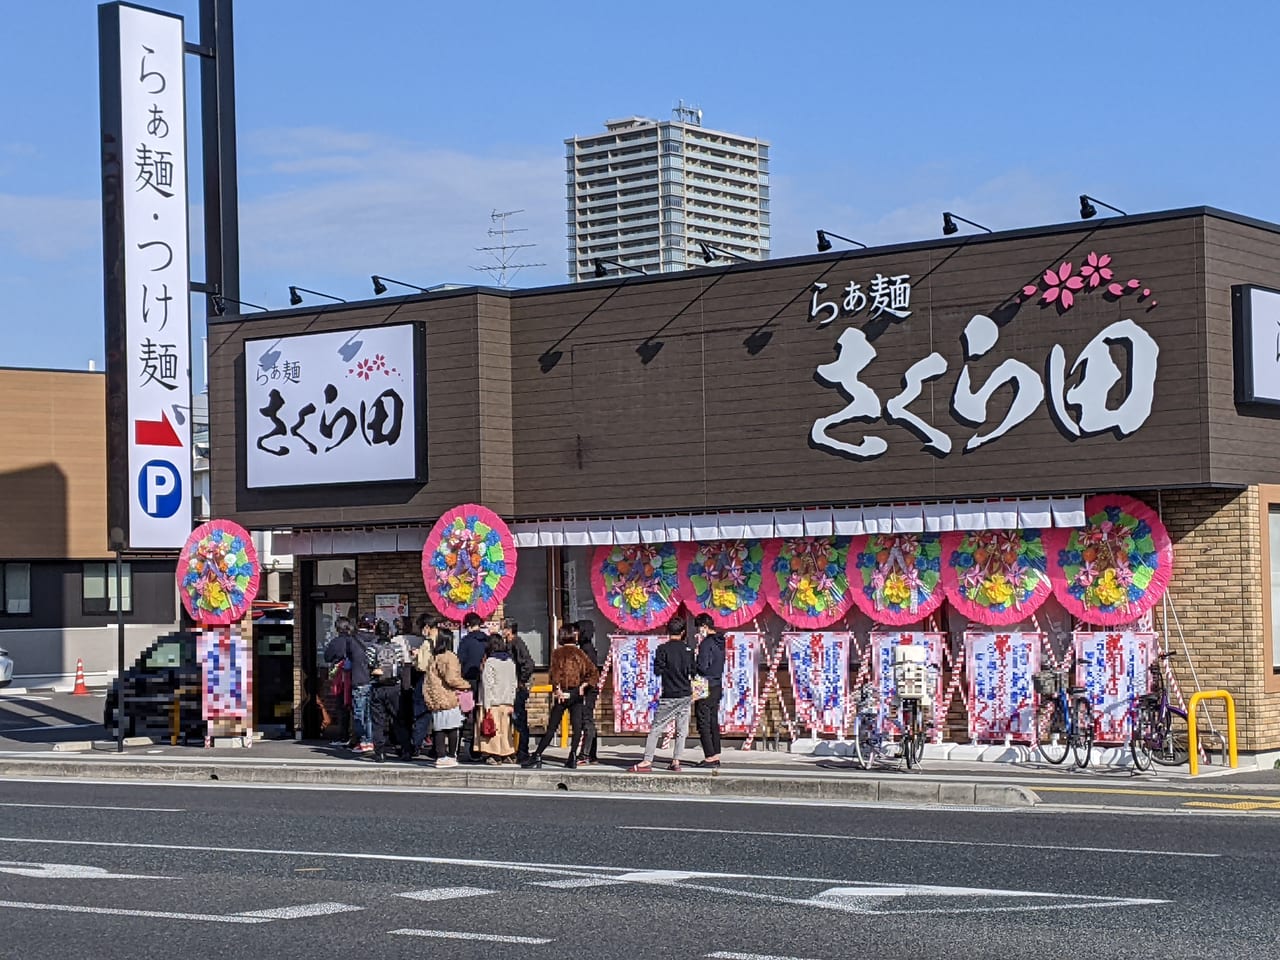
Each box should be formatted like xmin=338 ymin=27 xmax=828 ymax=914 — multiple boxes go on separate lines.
xmin=1032 ymin=670 xmax=1061 ymax=698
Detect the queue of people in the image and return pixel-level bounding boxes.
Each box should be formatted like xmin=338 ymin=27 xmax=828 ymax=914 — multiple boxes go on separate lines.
xmin=323 ymin=611 xmax=725 ymax=769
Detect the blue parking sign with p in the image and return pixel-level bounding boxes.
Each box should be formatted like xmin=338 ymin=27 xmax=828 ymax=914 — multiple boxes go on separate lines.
xmin=138 ymin=459 xmax=183 ymax=518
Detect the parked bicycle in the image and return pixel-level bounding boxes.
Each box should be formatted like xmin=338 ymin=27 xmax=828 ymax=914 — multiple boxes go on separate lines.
xmin=1033 ymin=668 xmax=1095 ymax=767
xmin=851 ymin=684 xmax=892 ymax=769
xmin=1130 ymin=652 xmax=1191 ymax=770
xmin=850 ymin=682 xmax=927 ymax=770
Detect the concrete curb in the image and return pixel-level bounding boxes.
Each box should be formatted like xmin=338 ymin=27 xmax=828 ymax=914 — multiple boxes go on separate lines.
xmin=0 ymin=757 xmax=1040 ymax=807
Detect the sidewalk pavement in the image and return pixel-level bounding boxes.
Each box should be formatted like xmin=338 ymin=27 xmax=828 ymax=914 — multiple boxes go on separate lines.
xmin=4 ymin=731 xmax=1280 ymax=810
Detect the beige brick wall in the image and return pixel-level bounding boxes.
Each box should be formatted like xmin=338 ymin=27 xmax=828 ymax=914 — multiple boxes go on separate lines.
xmin=1144 ymin=487 xmax=1280 ymax=752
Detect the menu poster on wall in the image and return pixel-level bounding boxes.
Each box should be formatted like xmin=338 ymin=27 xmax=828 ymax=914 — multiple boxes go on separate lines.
xmin=244 ymin=323 xmax=426 ymax=488
xmin=375 ymin=593 xmax=409 ymax=628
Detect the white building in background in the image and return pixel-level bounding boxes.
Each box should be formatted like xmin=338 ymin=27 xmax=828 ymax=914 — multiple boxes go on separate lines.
xmin=565 ymin=105 xmax=770 ymax=282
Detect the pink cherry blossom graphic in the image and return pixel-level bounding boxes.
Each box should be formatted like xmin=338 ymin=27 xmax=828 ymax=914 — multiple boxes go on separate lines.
xmin=1079 ymin=251 xmax=1113 ymax=289
xmin=1040 ymin=261 xmax=1086 ymax=310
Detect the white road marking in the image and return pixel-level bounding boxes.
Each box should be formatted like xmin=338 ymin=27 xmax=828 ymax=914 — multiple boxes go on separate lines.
xmin=0 ymin=899 xmax=266 ymax=924
xmin=613 ymin=869 xmax=698 ymax=883
xmin=396 ymin=886 xmax=494 ymax=902
xmin=0 ymin=696 xmax=52 ymax=702
xmin=618 ymin=825 xmax=1221 ymax=859
xmin=0 ymin=860 xmax=174 ymax=880
xmin=708 ymin=953 xmax=824 ymax=960
xmin=530 ymin=877 xmax=625 ymax=889
xmin=0 ymin=722 xmax=100 ymax=734
xmin=0 ymin=803 xmax=183 ymax=813
xmin=390 ymin=928 xmax=551 ymax=944
xmin=238 ymin=902 xmax=363 ymax=919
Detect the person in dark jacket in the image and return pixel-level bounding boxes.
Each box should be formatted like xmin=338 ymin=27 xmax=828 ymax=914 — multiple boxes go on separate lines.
xmin=522 ymin=627 xmax=599 ymax=769
xmin=503 ymin=618 xmax=536 ymax=761
xmin=407 ymin=613 xmax=436 ymax=757
xmin=457 ymin=613 xmax=489 ymax=760
xmin=575 ymin=619 xmax=604 ymax=765
xmin=693 ymin=612 xmax=726 ymax=769
xmin=368 ymin=619 xmax=404 ymax=763
xmin=327 ymin=617 xmax=373 ymax=753
xmin=629 ymin=616 xmax=694 ymax=773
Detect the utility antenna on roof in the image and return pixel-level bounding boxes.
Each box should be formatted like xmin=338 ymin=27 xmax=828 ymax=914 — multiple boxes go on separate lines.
xmin=472 ymin=209 xmax=545 ymax=288
xmin=673 ymin=99 xmax=702 ymax=126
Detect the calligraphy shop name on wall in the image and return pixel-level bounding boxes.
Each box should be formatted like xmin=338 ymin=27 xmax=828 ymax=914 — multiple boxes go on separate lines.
xmin=244 ymin=324 xmax=422 ymax=489
xmin=807 ymin=265 xmax=1161 ymax=462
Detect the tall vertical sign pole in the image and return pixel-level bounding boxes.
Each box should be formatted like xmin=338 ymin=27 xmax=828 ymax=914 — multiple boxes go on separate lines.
xmin=101 ymin=4 xmax=195 ymax=752
xmin=198 ymin=0 xmax=239 ymax=309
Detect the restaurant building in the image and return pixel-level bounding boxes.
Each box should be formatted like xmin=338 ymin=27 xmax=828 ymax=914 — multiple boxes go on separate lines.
xmin=208 ymin=206 xmax=1280 ymax=752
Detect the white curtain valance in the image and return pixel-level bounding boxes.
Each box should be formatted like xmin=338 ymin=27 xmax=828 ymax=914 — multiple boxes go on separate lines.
xmin=277 ymin=496 xmax=1088 ymax=555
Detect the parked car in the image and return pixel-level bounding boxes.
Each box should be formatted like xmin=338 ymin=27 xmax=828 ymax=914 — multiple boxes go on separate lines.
xmin=104 ymin=631 xmax=202 ymax=742
xmin=0 ymin=647 xmax=12 ymax=687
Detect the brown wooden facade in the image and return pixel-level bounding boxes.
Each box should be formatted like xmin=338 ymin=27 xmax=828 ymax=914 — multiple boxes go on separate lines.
xmin=209 ymin=208 xmax=1280 ymax=528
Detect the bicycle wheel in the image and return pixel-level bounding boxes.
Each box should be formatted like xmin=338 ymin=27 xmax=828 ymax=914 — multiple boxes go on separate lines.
xmin=852 ymin=712 xmax=873 ymax=770
xmin=1037 ymin=700 xmax=1070 ymax=765
xmin=903 ymin=701 xmax=925 ymax=769
xmin=1071 ymin=697 xmax=1095 ymax=768
xmin=1149 ymin=711 xmax=1191 ymax=767
xmin=1129 ymin=706 xmax=1154 ymax=771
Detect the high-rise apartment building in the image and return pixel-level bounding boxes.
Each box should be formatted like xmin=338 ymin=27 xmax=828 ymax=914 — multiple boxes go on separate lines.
xmin=565 ymin=106 xmax=770 ymax=282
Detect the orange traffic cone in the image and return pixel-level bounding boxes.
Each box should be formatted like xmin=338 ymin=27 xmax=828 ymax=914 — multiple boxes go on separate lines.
xmin=72 ymin=659 xmax=89 ymax=696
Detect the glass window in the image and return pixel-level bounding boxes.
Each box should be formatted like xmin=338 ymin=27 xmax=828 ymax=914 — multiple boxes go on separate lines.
xmin=83 ymin=562 xmax=132 ymax=615
xmin=315 ymin=558 xmax=356 ymax=586
xmin=2 ymin=563 xmax=30 ymax=614
xmin=1271 ymin=507 xmax=1280 ymax=671
xmin=503 ymin=548 xmax=550 ymax=666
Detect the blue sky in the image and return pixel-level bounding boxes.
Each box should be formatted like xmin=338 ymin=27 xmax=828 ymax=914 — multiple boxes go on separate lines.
xmin=2 ymin=1 xmax=1278 ymax=374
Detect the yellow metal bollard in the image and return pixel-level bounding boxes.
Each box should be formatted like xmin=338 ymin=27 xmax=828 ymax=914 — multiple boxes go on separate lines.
xmin=528 ymin=683 xmax=570 ymax=747
xmin=1187 ymin=690 xmax=1238 ymax=776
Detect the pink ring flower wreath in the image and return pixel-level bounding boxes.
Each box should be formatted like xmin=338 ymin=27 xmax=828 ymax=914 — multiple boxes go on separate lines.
xmin=1045 ymin=494 xmax=1173 ymax=626
xmin=422 ymin=503 xmax=518 ymax=621
xmin=761 ymin=536 xmax=855 ymax=629
xmin=941 ymin=529 xmax=1052 ymax=626
xmin=177 ymin=519 xmax=261 ymax=625
xmin=677 ymin=539 xmax=768 ymax=630
xmin=848 ymin=532 xmax=945 ymax=626
xmin=591 ymin=542 xmax=682 ymax=632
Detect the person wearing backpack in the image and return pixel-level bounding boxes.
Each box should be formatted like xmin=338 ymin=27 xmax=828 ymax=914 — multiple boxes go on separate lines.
xmin=368 ymin=619 xmax=404 ymax=763
xmin=422 ymin=627 xmax=471 ymax=766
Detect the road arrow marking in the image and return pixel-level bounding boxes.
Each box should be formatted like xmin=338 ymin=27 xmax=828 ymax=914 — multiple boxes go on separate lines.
xmin=0 ymin=861 xmax=174 ymax=880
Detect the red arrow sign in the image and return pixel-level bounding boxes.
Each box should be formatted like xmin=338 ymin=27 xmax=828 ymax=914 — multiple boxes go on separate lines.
xmin=134 ymin=411 xmax=182 ymax=447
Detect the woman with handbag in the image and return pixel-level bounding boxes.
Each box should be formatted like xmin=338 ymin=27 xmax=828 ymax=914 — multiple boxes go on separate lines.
xmin=422 ymin=627 xmax=471 ymax=767
xmin=477 ymin=633 xmax=518 ymax=764
xmin=521 ymin=627 xmax=599 ymax=769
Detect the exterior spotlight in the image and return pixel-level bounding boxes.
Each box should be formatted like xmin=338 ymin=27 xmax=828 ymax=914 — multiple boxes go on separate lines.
xmin=1079 ymin=194 xmax=1126 ymax=219
xmin=816 ymin=229 xmax=867 ymax=252
xmin=371 ymin=275 xmax=430 ymax=295
xmin=288 ymin=285 xmax=346 ymax=306
xmin=942 ymin=212 xmax=992 ymax=236
xmin=697 ymin=240 xmax=751 ymax=264
xmin=594 ymin=257 xmax=646 ymax=278
xmin=211 ymin=294 xmax=267 ymax=316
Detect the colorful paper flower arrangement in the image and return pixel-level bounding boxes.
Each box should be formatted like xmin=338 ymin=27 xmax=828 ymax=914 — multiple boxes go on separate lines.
xmin=591 ymin=543 xmax=682 ymax=631
xmin=762 ymin=536 xmax=854 ymax=628
xmin=177 ymin=520 xmax=260 ymax=625
xmin=422 ymin=504 xmax=517 ymax=620
xmin=677 ymin=539 xmax=768 ymax=629
xmin=941 ymin=529 xmax=1051 ymax=626
xmin=1047 ymin=495 xmax=1172 ymax=626
xmin=850 ymin=532 xmax=944 ymax=626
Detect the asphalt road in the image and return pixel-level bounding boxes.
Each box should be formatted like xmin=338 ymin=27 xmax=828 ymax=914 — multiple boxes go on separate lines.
xmin=0 ymin=777 xmax=1275 ymax=960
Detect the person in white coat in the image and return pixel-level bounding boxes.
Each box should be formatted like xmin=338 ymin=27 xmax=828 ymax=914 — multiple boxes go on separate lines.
xmin=477 ymin=633 xmax=518 ymax=764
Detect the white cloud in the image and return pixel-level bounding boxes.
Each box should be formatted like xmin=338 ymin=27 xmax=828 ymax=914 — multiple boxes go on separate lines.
xmin=236 ymin=128 xmax=566 ymax=299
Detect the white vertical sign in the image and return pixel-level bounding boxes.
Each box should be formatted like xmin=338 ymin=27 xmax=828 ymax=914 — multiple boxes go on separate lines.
xmin=102 ymin=4 xmax=192 ymax=549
